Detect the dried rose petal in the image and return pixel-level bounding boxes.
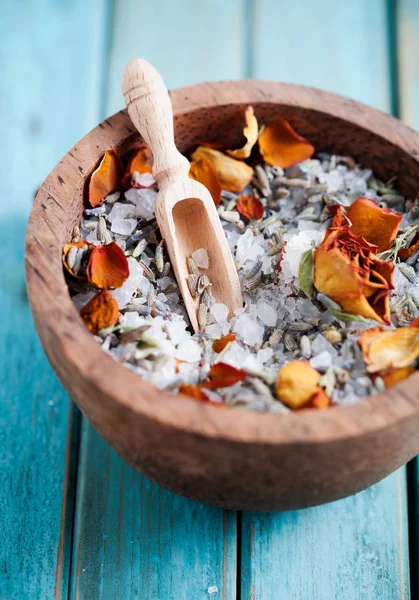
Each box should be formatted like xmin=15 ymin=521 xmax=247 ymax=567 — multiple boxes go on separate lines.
xmin=122 ymin=144 xmax=153 ymax=188
xmin=346 ymin=197 xmax=402 ymax=252
xmin=62 ymin=240 xmax=93 ymax=278
xmin=227 ymin=106 xmax=258 ymax=159
xmin=314 ymin=227 xmax=394 ymax=324
xmin=236 ymin=194 xmax=264 ymax=221
xmin=303 ymin=389 xmax=332 ymax=409
xmin=86 ymin=242 xmax=129 ymax=289
xmin=328 ymin=204 xmax=344 ymax=228
xmin=190 ymin=146 xmax=253 ymax=193
xmin=379 ymin=366 xmax=415 ymax=389
xmin=202 ymin=362 xmax=247 ymax=389
xmin=189 ymin=157 xmax=222 ymax=206
xmin=398 ymin=234 xmax=419 ymax=261
xmin=258 ymin=118 xmax=314 ymax=169
xmin=80 ymin=290 xmax=119 ymax=333
xmin=358 ymin=326 xmax=419 ymax=373
xmin=89 ymin=148 xmax=123 ymax=207
xmin=276 ymin=361 xmax=323 ymax=409
xmin=212 ymin=333 xmax=237 ymax=353
xmin=178 ymin=383 xmax=210 ymax=401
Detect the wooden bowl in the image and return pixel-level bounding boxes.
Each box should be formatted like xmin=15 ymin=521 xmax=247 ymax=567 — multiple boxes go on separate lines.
xmin=25 ymin=81 xmax=419 ymax=511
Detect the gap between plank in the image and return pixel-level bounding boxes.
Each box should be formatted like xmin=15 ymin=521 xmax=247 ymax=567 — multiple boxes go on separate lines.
xmin=236 ymin=511 xmax=243 ymax=600
xmin=55 ymin=403 xmax=82 ymax=600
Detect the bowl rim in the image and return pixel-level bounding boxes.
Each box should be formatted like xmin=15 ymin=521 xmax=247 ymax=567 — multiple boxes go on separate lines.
xmin=25 ymin=79 xmax=419 ymax=447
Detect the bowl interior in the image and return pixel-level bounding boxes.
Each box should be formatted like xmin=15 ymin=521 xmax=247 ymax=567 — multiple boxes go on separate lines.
xmin=27 ymin=81 xmax=419 ymax=449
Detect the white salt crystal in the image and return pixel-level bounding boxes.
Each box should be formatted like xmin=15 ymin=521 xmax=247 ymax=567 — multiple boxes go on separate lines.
xmin=165 ymin=318 xmax=190 ymax=345
xmin=233 ymin=313 xmax=264 ymax=346
xmin=157 ymin=276 xmax=174 ymax=291
xmin=205 ymin=323 xmax=223 ymax=338
xmin=297 ymin=220 xmax=321 ymax=231
xmin=125 ymin=188 xmax=157 ymax=221
xmin=192 ymin=248 xmax=209 ymax=269
xmin=257 ymin=302 xmax=277 ymax=327
xmin=111 ymin=257 xmax=150 ymax=308
xmin=111 ymin=218 xmax=137 ymax=235
xmin=310 ymin=351 xmax=332 ymax=371
xmin=281 ymin=231 xmax=317 ymax=280
xmin=105 ymin=191 xmax=120 ymax=204
xmin=131 ymin=172 xmax=156 ymax=188
xmin=236 ymin=229 xmax=264 ymax=264
xmin=175 ymin=339 xmax=202 ymax=362
xmin=211 ymin=303 xmax=229 ymax=323
xmin=120 ymin=312 xmax=149 ymax=329
xmin=256 ymin=347 xmax=274 ymax=365
xmin=107 ymin=202 xmax=135 ymax=223
xmin=311 ymin=334 xmax=338 ymax=359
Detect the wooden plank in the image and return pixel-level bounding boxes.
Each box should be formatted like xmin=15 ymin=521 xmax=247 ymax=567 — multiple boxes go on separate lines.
xmin=71 ymin=1 xmax=246 ymax=597
xmin=105 ymin=0 xmax=247 ymax=115
xmin=70 ymin=424 xmax=237 ymax=599
xmin=0 ymin=1 xmax=107 ymax=597
xmin=397 ymin=1 xmax=419 ymax=129
xmin=241 ymin=1 xmax=411 ymax=598
xmin=241 ymin=471 xmax=410 ymax=599
xmin=396 ymin=2 xmax=419 ymax=596
xmin=251 ymin=0 xmax=391 ymax=111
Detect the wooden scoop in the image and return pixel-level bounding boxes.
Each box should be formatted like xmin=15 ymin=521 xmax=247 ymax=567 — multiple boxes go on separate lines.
xmin=122 ymin=59 xmax=243 ymax=332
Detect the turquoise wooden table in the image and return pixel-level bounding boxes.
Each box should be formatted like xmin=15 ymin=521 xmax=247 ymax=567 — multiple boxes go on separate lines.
xmin=2 ymin=1 xmax=419 ymax=598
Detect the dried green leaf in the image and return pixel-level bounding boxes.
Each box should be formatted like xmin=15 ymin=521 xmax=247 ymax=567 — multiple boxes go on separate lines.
xmin=298 ymin=249 xmax=315 ymax=299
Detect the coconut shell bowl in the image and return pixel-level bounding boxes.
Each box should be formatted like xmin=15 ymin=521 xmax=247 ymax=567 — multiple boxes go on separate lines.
xmin=25 ymin=80 xmax=419 ymax=512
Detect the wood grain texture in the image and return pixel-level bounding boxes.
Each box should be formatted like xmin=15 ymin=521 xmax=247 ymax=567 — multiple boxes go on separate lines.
xmin=105 ymin=0 xmax=247 ymax=114
xmin=122 ymin=59 xmax=243 ymax=330
xmin=241 ymin=470 xmax=410 ymax=600
xmin=0 ymin=0 xmax=107 ymax=597
xmin=251 ymin=0 xmax=391 ymax=112
xmin=26 ymin=82 xmax=419 ymax=512
xmin=70 ymin=422 xmax=237 ymax=599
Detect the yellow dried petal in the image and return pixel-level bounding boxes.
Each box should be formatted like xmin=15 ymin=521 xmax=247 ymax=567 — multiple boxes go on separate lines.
xmin=359 ymin=327 xmax=419 ymax=373
xmin=276 ymin=360 xmax=321 ymax=409
xmin=190 ymin=146 xmax=253 ymax=193
xmin=227 ymin=106 xmax=258 ymax=159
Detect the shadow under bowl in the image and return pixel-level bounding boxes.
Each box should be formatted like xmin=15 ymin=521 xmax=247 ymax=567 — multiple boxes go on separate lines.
xmin=25 ymin=80 xmax=419 ymax=511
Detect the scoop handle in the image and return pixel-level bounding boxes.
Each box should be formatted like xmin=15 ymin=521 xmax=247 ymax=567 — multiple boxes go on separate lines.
xmin=122 ymin=59 xmax=190 ymax=187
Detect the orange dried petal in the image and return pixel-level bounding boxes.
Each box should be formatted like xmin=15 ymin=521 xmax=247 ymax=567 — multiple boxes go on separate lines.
xmin=122 ymin=144 xmax=153 ymax=188
xmin=258 ymin=118 xmax=314 ymax=169
xmin=227 ymin=106 xmax=258 ymax=159
xmin=86 ymin=242 xmax=129 ymax=289
xmin=346 ymin=197 xmax=402 ymax=252
xmin=275 ymin=360 xmax=321 ymax=409
xmin=202 ymin=362 xmax=247 ymax=389
xmin=236 ymin=194 xmax=264 ymax=221
xmin=62 ymin=240 xmax=93 ymax=278
xmin=190 ymin=147 xmax=253 ymax=193
xmin=358 ymin=327 xmax=419 ymax=373
xmin=314 ymin=228 xmax=393 ymax=325
xmin=80 ymin=290 xmax=119 ymax=333
xmin=212 ymin=333 xmax=237 ymax=353
xmin=189 ymin=158 xmax=222 ymax=206
xmin=399 ymin=236 xmax=419 ymax=261
xmin=379 ymin=366 xmax=415 ymax=389
xmin=178 ymin=383 xmax=210 ymax=401
xmin=328 ymin=204 xmax=344 ymax=228
xmin=303 ymin=389 xmax=332 ymax=409
xmin=89 ymin=148 xmax=123 ymax=207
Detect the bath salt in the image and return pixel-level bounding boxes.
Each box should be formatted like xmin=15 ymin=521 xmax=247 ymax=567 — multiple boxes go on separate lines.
xmin=65 ymin=111 xmax=419 ymax=413
xmin=192 ymin=248 xmax=209 ymax=269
